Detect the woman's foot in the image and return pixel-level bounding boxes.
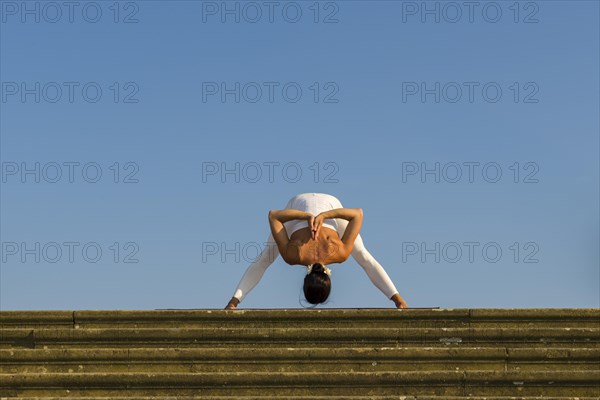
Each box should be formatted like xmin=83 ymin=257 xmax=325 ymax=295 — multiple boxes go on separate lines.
xmin=391 ymin=293 xmax=408 ymax=309
xmin=224 ymin=296 xmax=240 ymax=310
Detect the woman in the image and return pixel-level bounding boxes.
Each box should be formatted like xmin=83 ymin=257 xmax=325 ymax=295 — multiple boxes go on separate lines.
xmin=225 ymin=193 xmax=408 ymax=309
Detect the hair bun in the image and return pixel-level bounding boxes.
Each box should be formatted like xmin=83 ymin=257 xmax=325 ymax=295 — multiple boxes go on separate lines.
xmin=312 ymin=263 xmax=324 ymax=273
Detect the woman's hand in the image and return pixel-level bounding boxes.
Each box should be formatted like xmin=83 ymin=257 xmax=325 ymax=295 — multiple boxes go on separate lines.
xmin=312 ymin=214 xmax=325 ymax=239
xmin=307 ymin=214 xmax=316 ymax=239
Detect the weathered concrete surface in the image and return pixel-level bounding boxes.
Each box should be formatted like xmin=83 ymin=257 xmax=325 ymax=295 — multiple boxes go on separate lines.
xmin=0 ymin=395 xmax=597 ymax=400
xmin=0 ymin=308 xmax=598 ymax=398
xmin=1 ymin=398 xmax=599 ymax=400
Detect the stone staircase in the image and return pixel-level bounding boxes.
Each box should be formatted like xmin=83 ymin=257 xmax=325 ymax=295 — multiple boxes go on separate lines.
xmin=0 ymin=308 xmax=598 ymax=399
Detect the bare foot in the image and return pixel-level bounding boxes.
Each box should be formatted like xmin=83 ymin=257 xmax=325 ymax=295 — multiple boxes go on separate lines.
xmin=224 ymin=296 xmax=240 ymax=310
xmin=391 ymin=293 xmax=408 ymax=309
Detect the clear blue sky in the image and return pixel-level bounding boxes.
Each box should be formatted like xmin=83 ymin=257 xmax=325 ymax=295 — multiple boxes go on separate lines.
xmin=1 ymin=1 xmax=598 ymax=310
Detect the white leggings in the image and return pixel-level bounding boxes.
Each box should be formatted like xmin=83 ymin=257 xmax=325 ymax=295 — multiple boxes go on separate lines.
xmin=231 ymin=193 xmax=399 ymax=303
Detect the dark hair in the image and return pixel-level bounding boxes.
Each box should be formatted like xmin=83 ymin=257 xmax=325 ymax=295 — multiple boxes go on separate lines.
xmin=303 ymin=263 xmax=331 ymax=304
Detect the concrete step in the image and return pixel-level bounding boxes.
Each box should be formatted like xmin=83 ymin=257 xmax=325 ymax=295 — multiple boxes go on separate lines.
xmin=1 ymin=309 xmax=597 ymax=398
xmin=1 ymin=327 xmax=598 ymax=349
xmin=1 ymin=309 xmax=598 ymax=329
xmin=2 ymin=397 xmax=599 ymax=400
xmin=0 ymin=371 xmax=599 ymax=397
xmin=1 ymin=347 xmax=598 ymax=373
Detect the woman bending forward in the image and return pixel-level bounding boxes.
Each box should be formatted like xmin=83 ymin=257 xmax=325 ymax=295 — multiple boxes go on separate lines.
xmin=225 ymin=193 xmax=408 ymax=309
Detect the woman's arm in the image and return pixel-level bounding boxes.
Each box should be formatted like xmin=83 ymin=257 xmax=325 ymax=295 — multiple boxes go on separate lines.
xmin=269 ymin=209 xmax=313 ymax=223
xmin=268 ymin=209 xmax=313 ymax=259
xmin=314 ymin=208 xmax=363 ymax=256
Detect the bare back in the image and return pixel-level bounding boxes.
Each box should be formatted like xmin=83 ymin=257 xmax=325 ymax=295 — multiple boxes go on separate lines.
xmin=284 ymin=227 xmax=348 ymax=265
xmin=268 ymin=206 xmax=363 ymax=267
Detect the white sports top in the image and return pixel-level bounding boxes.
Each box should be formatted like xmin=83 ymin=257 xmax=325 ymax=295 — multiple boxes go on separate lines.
xmin=283 ymin=193 xmax=339 ymax=237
